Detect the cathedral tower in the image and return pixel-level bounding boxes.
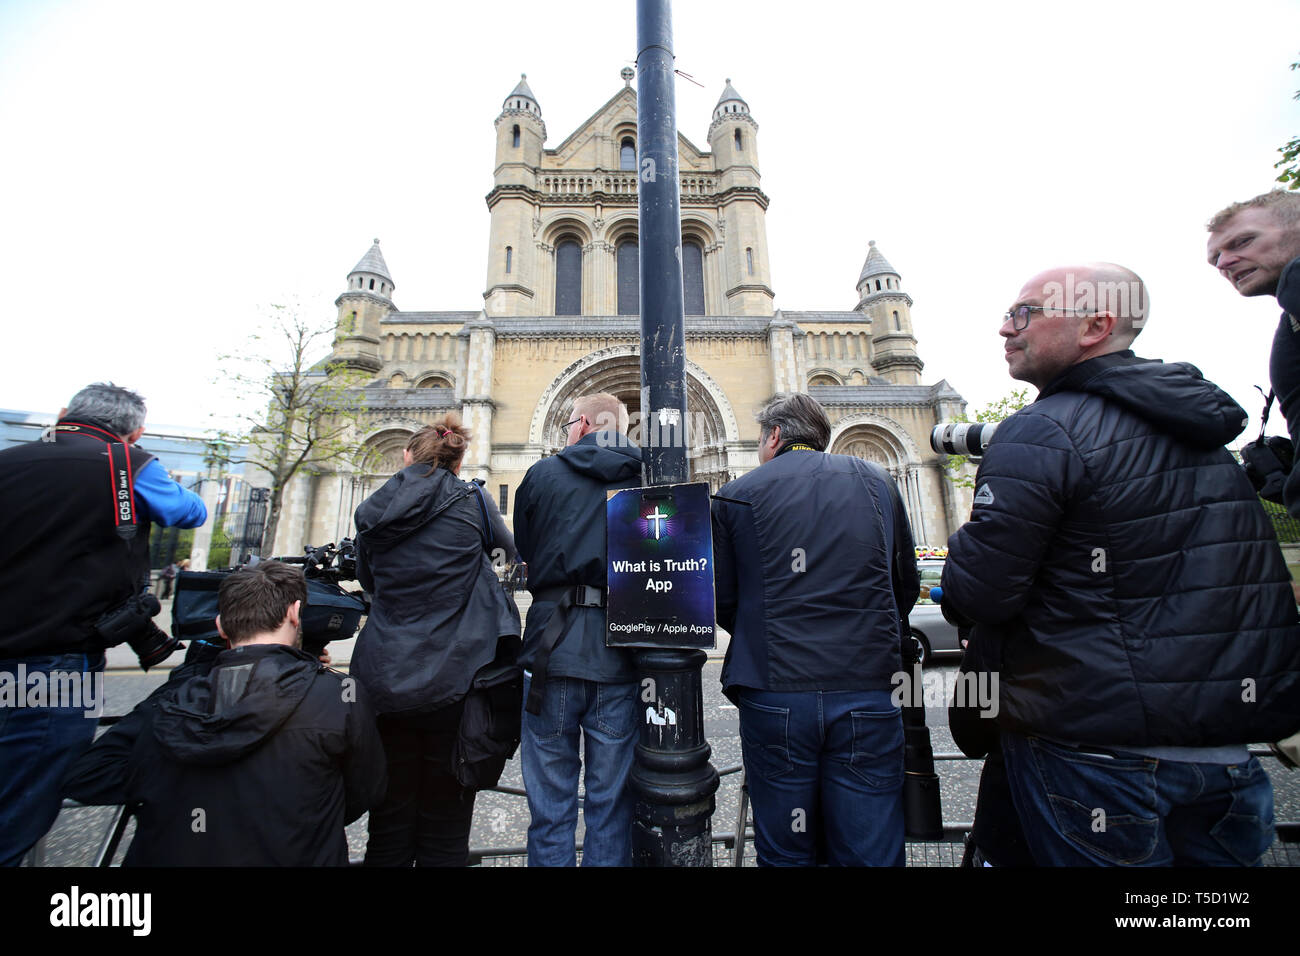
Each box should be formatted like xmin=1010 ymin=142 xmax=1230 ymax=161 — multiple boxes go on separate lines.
xmin=484 ymin=75 xmax=546 ymax=316
xmin=855 ymin=240 xmax=922 ymax=384
xmin=707 ymin=80 xmax=774 ymax=315
xmin=332 ymin=238 xmax=395 ymax=372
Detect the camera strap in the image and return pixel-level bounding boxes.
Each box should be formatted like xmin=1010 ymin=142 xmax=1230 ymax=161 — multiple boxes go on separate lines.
xmin=56 ymin=420 xmax=141 ymax=541
xmin=1253 ymin=386 xmax=1276 ymax=444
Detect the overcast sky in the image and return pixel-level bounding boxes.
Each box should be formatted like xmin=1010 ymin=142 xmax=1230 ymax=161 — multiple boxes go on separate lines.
xmin=2 ymin=0 xmax=1297 ymax=440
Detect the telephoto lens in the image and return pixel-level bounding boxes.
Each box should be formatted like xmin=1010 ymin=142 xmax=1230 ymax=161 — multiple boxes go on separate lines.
xmin=930 ymin=421 xmax=998 ymax=458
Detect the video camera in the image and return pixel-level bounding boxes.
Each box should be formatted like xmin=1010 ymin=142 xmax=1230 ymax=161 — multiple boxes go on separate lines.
xmin=173 ymin=540 xmax=369 ymax=660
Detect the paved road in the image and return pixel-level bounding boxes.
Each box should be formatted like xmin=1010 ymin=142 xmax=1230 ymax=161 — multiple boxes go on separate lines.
xmin=36 ymin=592 xmax=1300 ymax=866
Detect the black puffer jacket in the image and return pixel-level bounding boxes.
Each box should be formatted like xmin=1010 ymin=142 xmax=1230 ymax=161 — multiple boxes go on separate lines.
xmin=942 ymin=352 xmax=1300 ymax=747
xmin=64 ymin=643 xmax=387 ymax=866
xmin=353 ymin=464 xmax=520 ymax=716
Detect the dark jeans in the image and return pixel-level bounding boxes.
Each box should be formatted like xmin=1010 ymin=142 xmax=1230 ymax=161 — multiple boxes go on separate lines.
xmin=0 ymin=652 xmax=104 ymax=866
xmin=364 ymin=702 xmax=475 ymax=867
xmin=737 ymin=687 xmax=905 ymax=866
xmin=1001 ymin=731 xmax=1276 ymax=866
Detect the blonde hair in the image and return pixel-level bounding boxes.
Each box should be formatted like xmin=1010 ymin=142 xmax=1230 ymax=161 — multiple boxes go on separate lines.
xmin=572 ymin=392 xmax=629 ymax=434
xmin=1207 ymin=190 xmax=1300 ymax=232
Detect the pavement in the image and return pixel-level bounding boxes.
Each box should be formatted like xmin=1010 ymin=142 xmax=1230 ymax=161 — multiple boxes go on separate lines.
xmin=37 ymin=592 xmax=1300 ymax=866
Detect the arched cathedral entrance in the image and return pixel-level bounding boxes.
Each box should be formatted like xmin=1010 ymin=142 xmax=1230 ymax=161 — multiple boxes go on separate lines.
xmin=829 ymin=414 xmax=933 ymax=546
xmin=532 ymin=349 xmax=738 ymax=490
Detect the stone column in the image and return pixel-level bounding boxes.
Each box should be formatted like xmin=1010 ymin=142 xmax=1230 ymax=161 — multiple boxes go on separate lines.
xmin=767 ymin=316 xmax=803 ymax=395
xmin=187 ymin=464 xmax=225 ymax=572
xmin=461 ymin=316 xmax=498 ymax=482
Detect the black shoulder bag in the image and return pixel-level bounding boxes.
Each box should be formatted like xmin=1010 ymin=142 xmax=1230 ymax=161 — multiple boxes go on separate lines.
xmin=452 ymin=482 xmax=524 ymax=790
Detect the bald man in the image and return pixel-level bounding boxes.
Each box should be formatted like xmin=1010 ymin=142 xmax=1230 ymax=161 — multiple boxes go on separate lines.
xmin=940 ymin=263 xmax=1300 ymax=866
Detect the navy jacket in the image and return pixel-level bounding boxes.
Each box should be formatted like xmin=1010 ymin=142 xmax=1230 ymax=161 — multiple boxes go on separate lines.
xmin=942 ymin=352 xmax=1300 ymax=747
xmin=513 ymin=431 xmax=642 ymax=684
xmin=353 ymin=464 xmax=520 ymax=715
xmin=1269 ymin=256 xmax=1300 ymax=518
xmin=712 ymin=447 xmax=919 ymax=701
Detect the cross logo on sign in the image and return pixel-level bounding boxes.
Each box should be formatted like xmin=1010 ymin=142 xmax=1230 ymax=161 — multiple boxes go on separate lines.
xmin=646 ymin=506 xmax=669 ymax=540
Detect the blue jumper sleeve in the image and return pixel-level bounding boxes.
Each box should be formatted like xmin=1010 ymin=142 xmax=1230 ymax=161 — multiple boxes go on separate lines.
xmin=134 ymin=458 xmax=207 ymax=528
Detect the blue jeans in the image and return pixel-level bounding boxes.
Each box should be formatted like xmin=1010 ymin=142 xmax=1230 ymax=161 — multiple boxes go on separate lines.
xmin=1000 ymin=731 xmax=1276 ymax=866
xmin=520 ymin=675 xmax=637 ymax=867
xmin=0 ymin=652 xmax=105 ymax=866
xmin=737 ymin=688 xmax=905 ymax=866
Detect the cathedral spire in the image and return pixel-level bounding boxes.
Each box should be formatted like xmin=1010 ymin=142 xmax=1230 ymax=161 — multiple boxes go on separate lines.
xmin=712 ymin=78 xmax=752 ymax=123
xmin=350 ymin=238 xmax=394 ymax=288
xmin=857 ymin=240 xmax=899 ymax=288
xmin=503 ymin=73 xmax=542 ymax=118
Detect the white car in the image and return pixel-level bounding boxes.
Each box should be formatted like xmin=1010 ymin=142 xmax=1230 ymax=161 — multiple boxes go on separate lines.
xmin=907 ymin=558 xmax=962 ymax=665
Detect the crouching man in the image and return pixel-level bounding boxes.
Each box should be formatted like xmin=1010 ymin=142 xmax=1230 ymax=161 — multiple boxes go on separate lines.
xmin=64 ymin=561 xmax=387 ymax=865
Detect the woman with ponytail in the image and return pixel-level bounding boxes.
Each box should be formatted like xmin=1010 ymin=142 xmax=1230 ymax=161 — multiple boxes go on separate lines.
xmin=351 ymin=412 xmax=519 ymax=866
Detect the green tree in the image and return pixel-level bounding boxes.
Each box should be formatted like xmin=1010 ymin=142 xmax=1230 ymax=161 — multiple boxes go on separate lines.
xmin=207 ymin=304 xmax=370 ymax=558
xmin=942 ymin=388 xmax=1031 ymax=489
xmin=1275 ymin=55 xmax=1300 ymax=191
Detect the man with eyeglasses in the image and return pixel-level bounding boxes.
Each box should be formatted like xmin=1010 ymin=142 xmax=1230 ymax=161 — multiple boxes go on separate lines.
xmin=512 ymin=392 xmax=643 ymax=865
xmin=939 ymin=262 xmax=1300 ymax=866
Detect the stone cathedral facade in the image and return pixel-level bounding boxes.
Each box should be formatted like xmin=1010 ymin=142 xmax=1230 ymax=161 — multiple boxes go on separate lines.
xmin=268 ymin=71 xmax=972 ymax=554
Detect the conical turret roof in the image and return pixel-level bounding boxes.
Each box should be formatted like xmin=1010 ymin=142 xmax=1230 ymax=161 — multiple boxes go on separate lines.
xmin=504 ymin=73 xmax=540 ymax=112
xmin=351 ymin=238 xmax=393 ymax=284
xmin=858 ymin=240 xmax=899 ymax=285
xmin=716 ymin=78 xmax=747 ymax=107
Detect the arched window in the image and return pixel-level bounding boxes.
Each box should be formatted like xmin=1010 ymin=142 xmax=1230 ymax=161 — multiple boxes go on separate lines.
xmin=620 ymin=137 xmax=636 ymax=171
xmin=734 ymin=129 xmax=742 ymax=151
xmin=617 ymin=240 xmax=639 ymax=315
xmin=512 ymin=124 xmax=520 ymax=148
xmin=683 ymin=241 xmax=705 ymax=315
xmin=875 ymin=279 xmax=882 ymax=291
xmin=746 ymin=247 xmax=754 ymax=275
xmin=555 ymin=239 xmax=582 ymax=315
xmin=892 ymin=310 xmax=901 ymax=330
xmin=369 ymin=278 xmax=375 ymax=290
xmin=505 ymin=246 xmax=512 ymax=274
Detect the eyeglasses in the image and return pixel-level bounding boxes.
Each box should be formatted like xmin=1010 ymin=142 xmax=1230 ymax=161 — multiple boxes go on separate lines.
xmin=1002 ymin=305 xmax=1093 ymax=332
xmin=555 ymin=416 xmax=584 ymax=443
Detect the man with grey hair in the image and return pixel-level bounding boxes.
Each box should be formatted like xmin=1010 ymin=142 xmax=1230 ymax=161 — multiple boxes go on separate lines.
xmin=0 ymin=382 xmax=206 ymax=865
xmin=1207 ymin=190 xmax=1300 ymax=517
xmin=941 ymin=263 xmax=1300 ymax=866
xmin=711 ymin=392 xmax=919 ymax=865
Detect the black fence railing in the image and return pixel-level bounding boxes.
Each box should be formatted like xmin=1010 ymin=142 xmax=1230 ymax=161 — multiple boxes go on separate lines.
xmin=1262 ymin=497 xmax=1300 ymax=545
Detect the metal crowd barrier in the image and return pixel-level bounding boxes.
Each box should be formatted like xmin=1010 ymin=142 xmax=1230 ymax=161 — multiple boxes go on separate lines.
xmin=30 ymin=745 xmax=1300 ymax=867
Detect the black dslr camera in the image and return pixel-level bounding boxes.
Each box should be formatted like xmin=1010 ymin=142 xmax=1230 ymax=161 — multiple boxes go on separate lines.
xmin=93 ymin=588 xmax=182 ymax=670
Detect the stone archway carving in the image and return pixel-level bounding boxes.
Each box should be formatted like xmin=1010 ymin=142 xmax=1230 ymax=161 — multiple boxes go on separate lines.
xmin=828 ymin=412 xmax=932 ymax=544
xmin=528 ymin=345 xmax=740 ymax=489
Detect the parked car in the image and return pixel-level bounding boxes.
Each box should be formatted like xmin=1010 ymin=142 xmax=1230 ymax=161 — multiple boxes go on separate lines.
xmin=907 ymin=557 xmax=962 ymax=665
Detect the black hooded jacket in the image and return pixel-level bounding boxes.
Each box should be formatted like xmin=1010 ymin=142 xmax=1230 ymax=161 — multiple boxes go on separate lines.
xmin=513 ymin=431 xmax=643 ymax=683
xmin=942 ymin=352 xmax=1300 ymax=747
xmin=353 ymin=464 xmax=520 ymax=716
xmin=1269 ymin=256 xmax=1300 ymax=518
xmin=64 ymin=643 xmax=386 ymax=866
